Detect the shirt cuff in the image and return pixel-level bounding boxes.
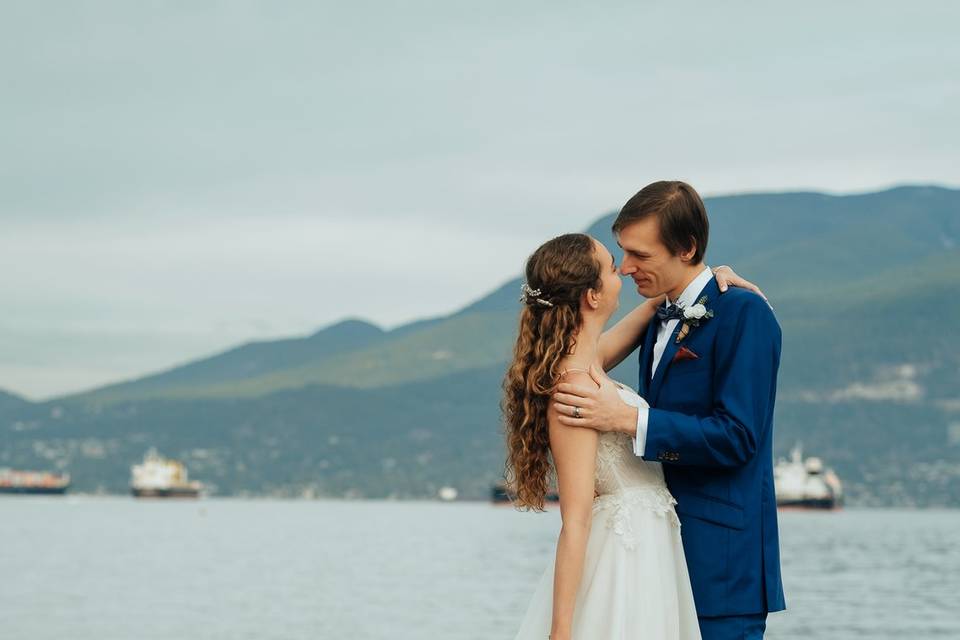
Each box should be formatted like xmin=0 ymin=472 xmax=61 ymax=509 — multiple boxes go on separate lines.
xmin=632 ymin=407 xmax=649 ymax=457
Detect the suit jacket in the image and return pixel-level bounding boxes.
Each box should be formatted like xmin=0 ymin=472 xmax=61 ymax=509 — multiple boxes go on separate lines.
xmin=638 ymin=276 xmax=786 ymax=617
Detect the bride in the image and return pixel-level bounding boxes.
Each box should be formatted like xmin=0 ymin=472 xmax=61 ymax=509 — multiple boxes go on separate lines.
xmin=502 ymin=233 xmax=759 ymax=640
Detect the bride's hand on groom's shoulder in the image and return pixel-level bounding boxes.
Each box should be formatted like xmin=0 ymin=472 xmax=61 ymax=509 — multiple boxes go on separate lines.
xmin=552 ymin=364 xmax=637 ymax=435
xmin=713 ymin=265 xmax=768 ymax=302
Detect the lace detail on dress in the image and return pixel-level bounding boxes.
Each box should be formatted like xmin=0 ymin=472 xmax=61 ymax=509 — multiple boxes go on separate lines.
xmin=587 ymin=384 xmax=680 ymax=550
xmin=594 ymin=431 xmax=632 ymax=490
xmin=592 ymin=425 xmax=667 ymax=497
xmin=512 ymin=379 xmax=700 ymax=640
xmin=593 ymin=487 xmax=680 ymax=550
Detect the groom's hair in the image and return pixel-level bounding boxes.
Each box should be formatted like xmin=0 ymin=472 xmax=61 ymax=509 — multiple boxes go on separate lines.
xmin=613 ymin=180 xmax=709 ymax=264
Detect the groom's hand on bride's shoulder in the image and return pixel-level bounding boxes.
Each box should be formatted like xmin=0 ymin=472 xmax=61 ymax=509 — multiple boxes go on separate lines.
xmin=552 ymin=364 xmax=638 ymax=435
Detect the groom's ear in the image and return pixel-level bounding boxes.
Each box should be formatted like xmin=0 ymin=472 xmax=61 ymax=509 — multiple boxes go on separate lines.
xmin=678 ymin=237 xmax=698 ymax=263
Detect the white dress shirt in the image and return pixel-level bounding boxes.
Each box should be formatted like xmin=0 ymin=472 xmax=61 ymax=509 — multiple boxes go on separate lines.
xmin=633 ymin=265 xmax=714 ymax=457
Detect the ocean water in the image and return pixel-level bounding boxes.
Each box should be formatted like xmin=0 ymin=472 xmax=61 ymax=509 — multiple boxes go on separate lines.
xmin=1 ymin=497 xmax=957 ymax=639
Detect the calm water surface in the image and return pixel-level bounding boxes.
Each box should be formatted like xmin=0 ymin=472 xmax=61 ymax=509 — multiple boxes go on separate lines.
xmin=1 ymin=497 xmax=957 ymax=639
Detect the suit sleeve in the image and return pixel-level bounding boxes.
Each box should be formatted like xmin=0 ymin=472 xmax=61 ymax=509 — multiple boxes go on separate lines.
xmin=643 ymin=295 xmax=781 ymax=468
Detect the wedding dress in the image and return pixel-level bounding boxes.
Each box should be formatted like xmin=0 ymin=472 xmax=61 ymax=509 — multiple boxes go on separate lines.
xmin=513 ymin=382 xmax=701 ymax=640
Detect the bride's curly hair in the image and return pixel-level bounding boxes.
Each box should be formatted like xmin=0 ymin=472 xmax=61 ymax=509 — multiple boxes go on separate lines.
xmin=502 ymin=233 xmax=603 ymax=511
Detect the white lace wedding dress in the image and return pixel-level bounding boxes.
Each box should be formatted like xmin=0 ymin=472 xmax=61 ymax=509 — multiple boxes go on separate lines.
xmin=513 ymin=383 xmax=701 ymax=640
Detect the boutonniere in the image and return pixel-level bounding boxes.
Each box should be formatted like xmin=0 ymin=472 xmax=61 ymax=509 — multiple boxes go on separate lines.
xmin=676 ymin=295 xmax=714 ymax=343
xmin=672 ymin=345 xmax=699 ymax=363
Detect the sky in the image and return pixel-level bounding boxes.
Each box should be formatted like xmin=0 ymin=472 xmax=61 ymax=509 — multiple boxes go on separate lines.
xmin=2 ymin=1 xmax=958 ymax=400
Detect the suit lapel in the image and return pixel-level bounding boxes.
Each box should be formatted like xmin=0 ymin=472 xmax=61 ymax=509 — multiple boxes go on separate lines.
xmin=648 ymin=276 xmax=720 ymax=404
xmin=648 ymin=322 xmax=683 ymax=403
xmin=637 ymin=316 xmax=658 ymax=398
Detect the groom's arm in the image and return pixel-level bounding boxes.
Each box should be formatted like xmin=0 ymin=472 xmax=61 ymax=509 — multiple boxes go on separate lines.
xmin=643 ymin=295 xmax=781 ymax=468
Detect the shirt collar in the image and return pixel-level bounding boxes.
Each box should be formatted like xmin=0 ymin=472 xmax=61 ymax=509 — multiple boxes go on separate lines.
xmin=665 ymin=265 xmax=713 ymax=309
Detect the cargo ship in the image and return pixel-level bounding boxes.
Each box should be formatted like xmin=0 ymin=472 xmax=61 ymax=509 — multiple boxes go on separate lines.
xmin=130 ymin=448 xmax=204 ymax=498
xmin=491 ymin=482 xmax=559 ymax=505
xmin=0 ymin=468 xmax=70 ymax=495
xmin=774 ymin=444 xmax=843 ymax=509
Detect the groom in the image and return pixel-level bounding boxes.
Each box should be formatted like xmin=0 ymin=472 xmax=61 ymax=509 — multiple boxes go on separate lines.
xmin=553 ymin=180 xmax=785 ymax=639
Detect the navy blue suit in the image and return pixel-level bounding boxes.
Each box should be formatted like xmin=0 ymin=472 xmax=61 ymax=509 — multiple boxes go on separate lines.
xmin=638 ymin=276 xmax=785 ymax=634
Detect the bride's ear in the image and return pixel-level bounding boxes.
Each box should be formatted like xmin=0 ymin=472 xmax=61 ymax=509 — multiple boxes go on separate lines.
xmin=584 ymin=287 xmax=601 ymax=310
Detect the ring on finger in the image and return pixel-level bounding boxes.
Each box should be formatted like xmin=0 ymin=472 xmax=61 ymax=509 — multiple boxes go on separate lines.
xmin=573 ymin=406 xmax=582 ymax=419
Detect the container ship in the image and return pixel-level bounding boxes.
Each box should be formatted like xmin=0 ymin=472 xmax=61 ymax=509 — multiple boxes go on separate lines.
xmin=774 ymin=444 xmax=843 ymax=509
xmin=130 ymin=448 xmax=204 ymax=498
xmin=491 ymin=482 xmax=559 ymax=505
xmin=0 ymin=468 xmax=70 ymax=495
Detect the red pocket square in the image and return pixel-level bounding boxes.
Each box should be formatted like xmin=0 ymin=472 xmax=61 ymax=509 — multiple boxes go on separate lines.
xmin=672 ymin=346 xmax=699 ymax=363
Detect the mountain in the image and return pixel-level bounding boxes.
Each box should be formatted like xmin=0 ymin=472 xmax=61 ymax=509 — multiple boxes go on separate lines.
xmin=3 ymin=366 xmax=505 ymax=498
xmin=0 ymin=389 xmax=30 ymax=415
xmin=68 ymin=318 xmax=389 ymax=402
xmin=58 ymin=185 xmax=959 ymax=405
xmin=1 ymin=185 xmax=958 ymax=505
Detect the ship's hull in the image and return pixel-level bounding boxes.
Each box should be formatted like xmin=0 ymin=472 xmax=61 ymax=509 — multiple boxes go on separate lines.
xmin=777 ymin=497 xmax=841 ymax=510
xmin=0 ymin=485 xmax=69 ymax=495
xmin=131 ymin=487 xmax=201 ymax=499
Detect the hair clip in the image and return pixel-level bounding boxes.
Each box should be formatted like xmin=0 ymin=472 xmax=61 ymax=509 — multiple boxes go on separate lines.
xmin=519 ymin=283 xmax=554 ymax=307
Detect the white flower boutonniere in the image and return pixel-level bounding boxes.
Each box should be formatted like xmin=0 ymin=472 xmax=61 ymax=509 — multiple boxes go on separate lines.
xmin=684 ymin=303 xmax=708 ymax=320
xmin=676 ymin=295 xmax=714 ymax=343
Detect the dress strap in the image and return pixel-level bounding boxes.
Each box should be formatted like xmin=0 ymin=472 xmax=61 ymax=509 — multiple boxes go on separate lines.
xmin=559 ymin=367 xmax=625 ymax=391
xmin=559 ymin=367 xmax=591 ymax=378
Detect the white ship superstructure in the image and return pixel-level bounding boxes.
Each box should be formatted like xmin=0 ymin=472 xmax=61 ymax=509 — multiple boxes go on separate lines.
xmin=774 ymin=444 xmax=843 ymax=509
xmin=130 ymin=448 xmax=204 ymax=498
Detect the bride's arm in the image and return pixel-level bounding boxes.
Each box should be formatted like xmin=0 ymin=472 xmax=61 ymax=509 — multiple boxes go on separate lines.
xmin=598 ymin=296 xmax=662 ymax=371
xmin=547 ymin=371 xmax=600 ymax=640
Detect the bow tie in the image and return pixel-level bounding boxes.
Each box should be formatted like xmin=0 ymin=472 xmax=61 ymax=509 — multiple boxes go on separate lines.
xmin=656 ymin=303 xmax=685 ymax=322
